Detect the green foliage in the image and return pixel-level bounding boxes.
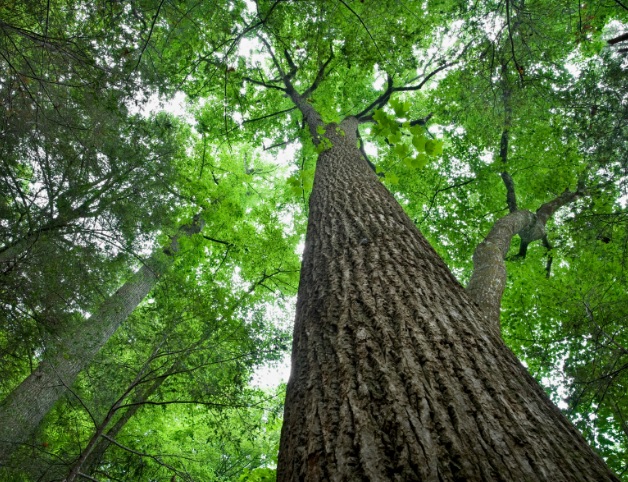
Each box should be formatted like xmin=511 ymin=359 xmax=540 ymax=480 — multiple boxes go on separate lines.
xmin=240 ymin=467 xmax=277 ymax=481
xmin=2 ymin=0 xmax=627 ymax=479
xmin=315 ymin=136 xmax=333 ymax=154
xmin=371 ymin=103 xmax=444 ymax=175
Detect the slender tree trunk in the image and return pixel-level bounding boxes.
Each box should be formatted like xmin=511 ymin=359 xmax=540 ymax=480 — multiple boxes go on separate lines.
xmin=65 ymin=362 xmax=172 ymax=482
xmin=80 ymin=379 xmax=162 ymax=478
xmin=277 ymin=117 xmax=618 ymax=481
xmin=0 ymin=222 xmax=201 ymax=465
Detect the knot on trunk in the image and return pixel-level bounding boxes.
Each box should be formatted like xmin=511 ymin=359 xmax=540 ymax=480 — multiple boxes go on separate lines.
xmin=518 ymin=215 xmax=545 ymax=245
xmin=516 ymin=213 xmax=547 ymax=259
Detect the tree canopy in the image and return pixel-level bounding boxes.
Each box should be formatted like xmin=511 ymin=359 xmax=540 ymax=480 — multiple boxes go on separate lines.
xmin=1 ymin=0 xmax=627 ymax=480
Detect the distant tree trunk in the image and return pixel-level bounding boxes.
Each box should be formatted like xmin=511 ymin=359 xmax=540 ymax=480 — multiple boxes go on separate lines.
xmin=0 ymin=220 xmax=202 ymax=466
xmin=276 ymin=117 xmax=617 ymax=481
xmin=80 ymin=382 xmax=161 ymax=477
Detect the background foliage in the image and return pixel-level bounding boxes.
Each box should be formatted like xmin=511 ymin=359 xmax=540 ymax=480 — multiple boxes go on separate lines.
xmin=1 ymin=0 xmax=627 ymax=479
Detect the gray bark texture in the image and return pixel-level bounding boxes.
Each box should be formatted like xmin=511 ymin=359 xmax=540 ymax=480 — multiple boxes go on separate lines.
xmin=466 ymin=210 xmax=535 ymax=330
xmin=0 ymin=222 xmax=201 ymax=466
xmin=276 ymin=117 xmax=617 ymax=481
xmin=467 ymin=189 xmax=582 ymax=329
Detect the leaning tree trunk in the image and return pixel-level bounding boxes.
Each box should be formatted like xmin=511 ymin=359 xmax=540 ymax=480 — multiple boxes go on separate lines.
xmin=276 ymin=117 xmax=618 ymax=481
xmin=64 ymin=360 xmax=174 ymax=482
xmin=0 ymin=221 xmax=202 ymax=466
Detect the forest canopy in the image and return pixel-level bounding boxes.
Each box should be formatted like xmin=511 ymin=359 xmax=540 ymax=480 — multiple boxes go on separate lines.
xmin=0 ymin=0 xmax=627 ymax=480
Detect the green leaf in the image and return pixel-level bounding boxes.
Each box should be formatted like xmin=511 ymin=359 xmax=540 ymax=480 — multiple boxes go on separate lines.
xmin=373 ymin=109 xmax=388 ymax=124
xmin=390 ymin=98 xmax=411 ymax=117
xmin=315 ymin=137 xmax=333 ymax=153
xmin=388 ymin=131 xmax=403 ymax=144
xmin=412 ymin=134 xmax=426 ymax=152
xmin=386 ymin=172 xmax=399 ymax=185
xmin=432 ymin=139 xmax=444 ymax=156
xmin=413 ymin=153 xmax=428 ymax=168
xmin=409 ymin=124 xmax=424 ymax=137
xmin=394 ymin=143 xmax=411 ymax=158
xmin=425 ymin=139 xmax=436 ymax=155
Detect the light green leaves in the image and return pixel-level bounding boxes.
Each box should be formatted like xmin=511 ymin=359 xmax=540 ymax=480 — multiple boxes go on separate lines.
xmin=388 ymin=131 xmax=403 ymax=145
xmin=394 ymin=142 xmax=411 ymax=159
xmin=313 ymin=124 xmax=333 ymax=153
xmin=389 ymin=98 xmax=411 ymax=118
xmin=404 ymin=153 xmax=428 ymax=169
xmin=371 ymin=99 xmax=444 ymax=176
xmin=239 ymin=467 xmax=277 ymax=481
xmin=412 ymin=132 xmax=426 ymax=151
xmin=425 ymin=139 xmax=443 ymax=156
xmin=386 ymin=171 xmax=399 ymax=185
xmin=287 ymin=168 xmax=315 ymax=197
xmin=315 ymin=137 xmax=333 ymax=153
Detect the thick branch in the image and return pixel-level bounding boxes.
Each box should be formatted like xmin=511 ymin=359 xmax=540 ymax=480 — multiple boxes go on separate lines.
xmin=355 ymin=75 xmax=394 ymax=120
xmin=468 ymin=187 xmax=585 ymax=328
xmin=501 ymin=171 xmax=518 ymax=213
xmin=285 ymin=87 xmax=324 ymax=141
xmin=498 ymin=67 xmax=517 ymax=212
xmin=356 ymin=61 xmax=457 ymax=122
xmin=283 ymin=48 xmax=298 ymax=79
xmin=241 ymin=75 xmax=286 ymax=92
xmin=467 ymin=210 xmax=535 ymax=331
xmin=258 ymin=35 xmax=288 ymax=80
xmin=251 ymin=34 xmax=323 ymax=139
xmin=536 ymin=188 xmax=584 ymax=225
xmin=409 ymin=114 xmax=433 ymax=126
xmin=394 ymin=60 xmax=458 ymax=93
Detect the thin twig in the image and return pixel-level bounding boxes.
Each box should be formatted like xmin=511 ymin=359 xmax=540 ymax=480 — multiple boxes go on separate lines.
xmin=336 ymin=0 xmax=384 ymax=61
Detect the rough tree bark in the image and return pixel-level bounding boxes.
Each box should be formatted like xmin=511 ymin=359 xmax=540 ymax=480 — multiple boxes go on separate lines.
xmin=0 ymin=219 xmax=203 ymax=466
xmin=276 ymin=115 xmax=617 ymax=480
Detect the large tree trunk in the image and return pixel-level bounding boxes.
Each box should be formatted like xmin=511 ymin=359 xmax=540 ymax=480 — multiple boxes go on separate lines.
xmin=0 ymin=221 xmax=201 ymax=466
xmin=276 ymin=117 xmax=617 ymax=481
